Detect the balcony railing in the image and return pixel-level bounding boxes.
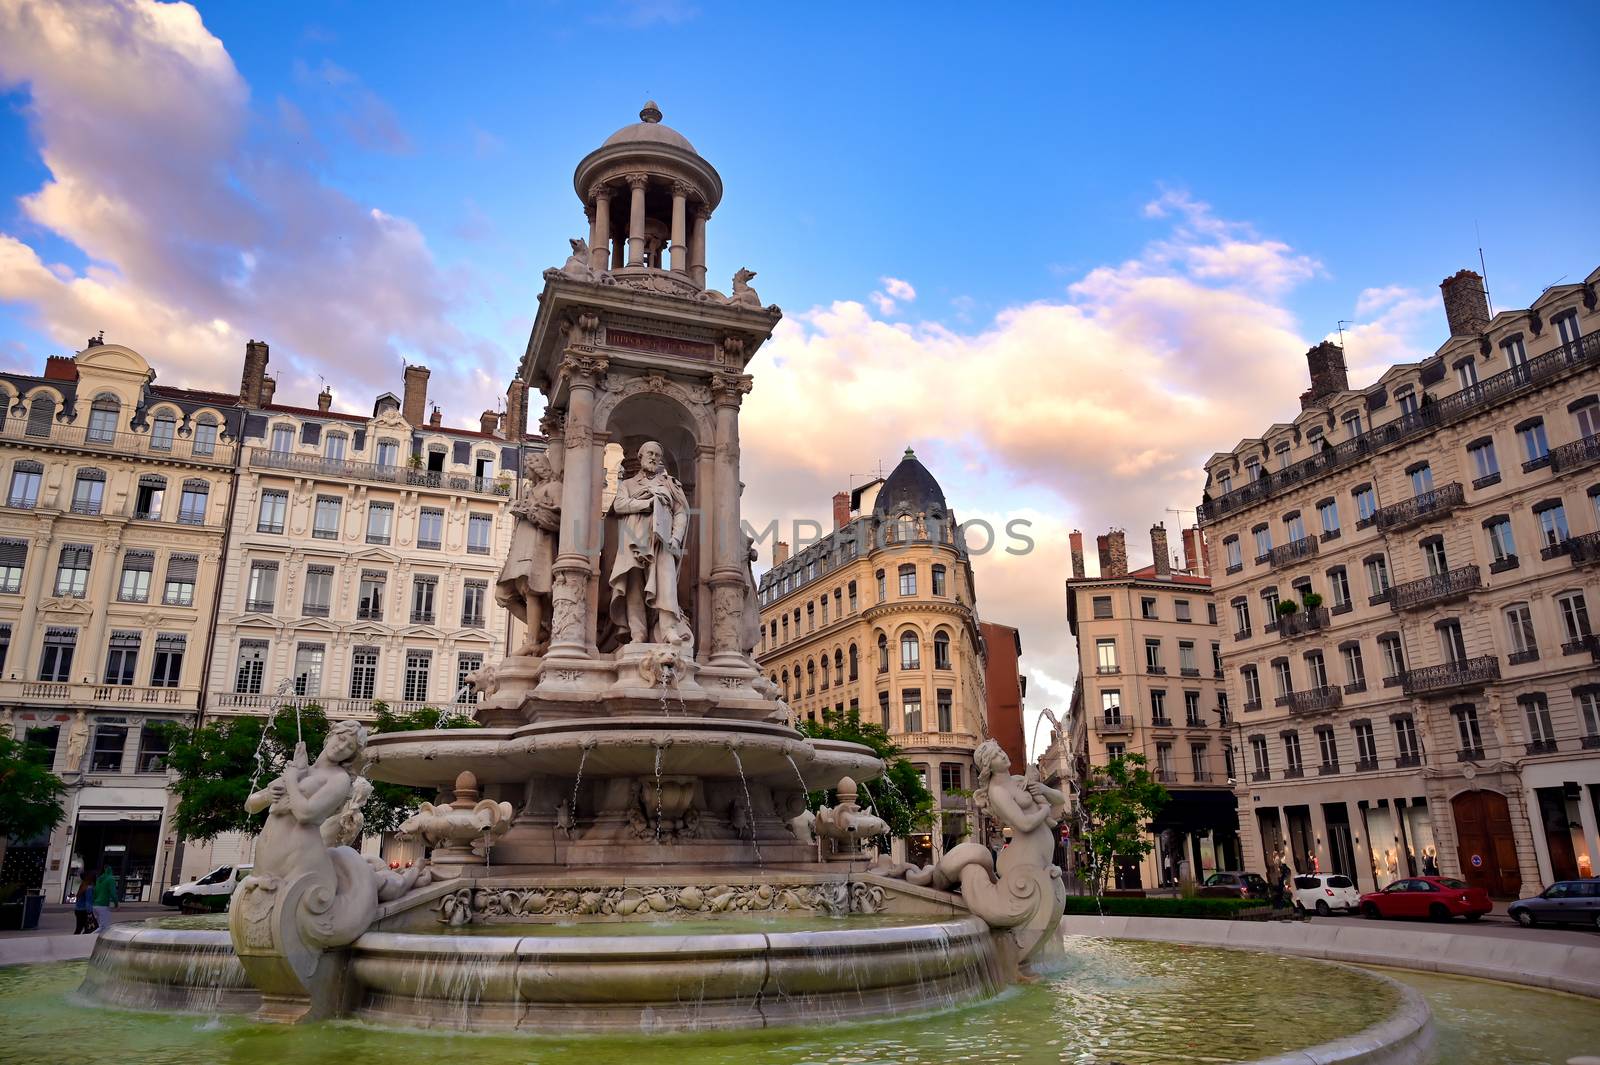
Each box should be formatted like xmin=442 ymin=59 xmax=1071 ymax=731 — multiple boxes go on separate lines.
xmin=1395 ymin=752 xmax=1423 ymax=768
xmin=210 ymin=693 xmax=439 ymax=718
xmin=1401 ymin=655 xmax=1501 ymax=697
xmin=899 ymin=730 xmax=979 ymax=749
xmin=1562 ymin=633 xmax=1600 ymax=660
xmin=250 ymin=450 xmax=511 ymax=496
xmin=1093 ymin=717 xmax=1131 ymax=736
xmin=1278 ymin=606 xmax=1331 ymax=639
xmin=1389 ymin=565 xmax=1481 ymax=612
xmin=1286 ymin=686 xmax=1342 ymax=716
xmin=356 ymin=606 xmax=384 ymax=621
xmin=1550 ymin=434 xmax=1600 ymax=474
xmin=1566 ymin=531 xmax=1600 ymax=567
xmin=245 ymin=598 xmax=275 ymax=613
xmin=1199 ymin=329 xmax=1600 ymax=523
xmin=1373 ymin=482 xmax=1465 ymax=533
xmin=0 ymin=679 xmax=198 ymax=709
xmin=1525 ymin=739 xmax=1559 ymax=755
xmin=0 ymin=415 xmax=237 ymax=465
xmin=1268 ymin=536 xmax=1319 ymax=569
xmin=1155 ymin=769 xmax=1177 ymax=783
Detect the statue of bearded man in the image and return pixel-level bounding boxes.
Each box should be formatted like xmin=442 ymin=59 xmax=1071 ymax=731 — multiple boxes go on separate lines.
xmin=606 ymin=441 xmax=692 ymax=648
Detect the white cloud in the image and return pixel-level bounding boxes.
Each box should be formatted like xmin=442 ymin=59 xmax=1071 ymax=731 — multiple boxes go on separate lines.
xmin=881 ymin=277 xmax=916 ymax=302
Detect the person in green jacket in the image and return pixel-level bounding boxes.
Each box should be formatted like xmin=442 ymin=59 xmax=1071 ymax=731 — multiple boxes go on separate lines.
xmin=90 ymin=866 xmax=118 ymax=932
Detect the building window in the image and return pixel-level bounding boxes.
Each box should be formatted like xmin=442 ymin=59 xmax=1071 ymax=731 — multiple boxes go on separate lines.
xmin=418 ymin=507 xmax=444 ymax=550
xmin=1306 ymin=651 xmax=1328 ymax=689
xmin=1211 ymin=641 xmax=1222 ymax=675
xmin=1378 ymin=634 xmax=1406 ymax=681
xmin=878 ymin=691 xmax=890 ymax=730
xmin=258 ymin=489 xmax=287 ymax=534
xmin=149 ymin=634 xmax=185 ymax=688
xmin=1178 ymin=640 xmax=1197 ymax=674
xmin=1232 ymin=599 xmax=1251 ymax=635
xmin=1535 ymin=503 xmax=1569 ymax=551
xmin=23 ymin=395 xmax=54 ymax=439
xmin=1519 ymin=419 xmax=1550 ymax=466
xmin=926 ymin=630 xmax=950 ymax=670
xmin=1555 ymin=310 xmax=1582 ymax=347
xmin=1486 ymin=517 xmax=1516 ymax=564
xmin=1575 ymin=398 xmax=1600 ymax=441
xmin=246 ymin=561 xmax=277 ymax=612
xmin=302 ymin=565 xmax=333 ymax=617
xmin=178 ymin=480 xmax=209 ymax=525
xmin=234 ymin=639 xmax=267 ymax=694
xmin=467 ymin=513 xmax=493 ymax=554
xmin=54 ymin=544 xmax=91 ymax=598
xmin=1422 ymin=537 xmax=1448 ymax=577
xmin=71 ymin=470 xmax=104 ymax=515
xmin=134 ymin=722 xmax=170 ymax=774
xmin=936 ymin=689 xmax=953 ymax=732
xmin=1224 ymin=537 xmax=1242 ymax=570
xmin=117 ymin=551 xmax=153 ymax=603
xmin=1578 ymin=689 xmax=1600 ymax=741
xmin=367 ymin=502 xmax=393 ymax=545
xmin=1217 ymin=470 xmax=1233 ymax=494
xmin=1101 ymin=690 xmax=1122 ymax=723
xmin=1452 ymin=705 xmax=1483 ymax=756
xmin=901 ymin=689 xmax=923 ymax=732
xmin=876 ymin=569 xmax=886 ymax=601
xmin=103 ymin=631 xmax=140 ymax=686
xmin=347 ymin=647 xmax=378 ymax=700
xmin=147 ymin=411 xmax=177 ymax=450
xmin=325 ymin=432 xmax=347 ymax=461
xmin=1393 ymin=714 xmax=1419 ymax=763
xmin=1241 ymin=666 xmax=1261 ymax=707
xmin=1556 ymin=590 xmax=1592 ymax=644
xmin=1341 ymin=643 xmax=1365 ymax=687
xmin=163 ymin=554 xmax=197 ymax=606
xmin=1253 ymin=525 xmax=1272 ymax=560
xmin=1522 ymin=695 xmax=1555 ymax=749
xmin=1285 ymin=512 xmax=1307 ymax=542
xmin=898 ymin=564 xmax=916 ymax=597
xmin=1408 ymin=462 xmax=1433 ymax=496
xmin=132 ymin=474 xmax=165 ymax=520
xmin=462 ymin=580 xmax=487 ymax=627
xmin=87 ymin=395 xmax=120 ymax=443
xmin=313 ymin=496 xmax=341 ymax=539
xmin=1328 ymin=567 xmax=1351 ymax=610
xmin=1501 ymin=335 xmax=1527 ymax=367
xmin=457 ymin=653 xmax=484 ymax=703
xmin=1150 ymin=689 xmax=1168 ymax=724
xmin=1096 ymin=639 xmax=1117 ymax=673
xmin=1353 ymin=721 xmax=1376 ymax=766
xmin=1318 ymin=499 xmax=1340 ymax=536
xmin=1353 ymin=484 xmax=1377 ymax=523
xmin=847 ymin=580 xmax=858 ymax=612
xmin=411 ymin=576 xmax=438 ymax=624
xmin=931 ymin=565 xmax=947 ymax=596
xmin=1141 ymin=596 xmax=1158 ymax=620
xmin=1184 ymin=690 xmax=1202 ymax=727
xmin=269 ymin=424 xmax=294 ymax=453
xmin=1505 ymin=603 xmax=1537 ymax=660
xmin=1245 ymin=457 xmax=1262 ymax=482
xmin=89 ymin=723 xmax=126 ymax=773
xmin=1282 ymin=732 xmax=1303 ymax=775
xmin=833 ymin=649 xmax=843 ymax=685
xmin=1397 ymin=388 xmax=1419 ymax=417
xmin=1317 ymin=727 xmax=1339 ymax=770
xmin=848 ymin=643 xmax=859 ymax=680
xmin=877 ymin=633 xmax=889 ymax=673
xmin=1261 ymin=587 xmax=1280 ymax=623
xmin=403 ymin=651 xmax=431 ymax=701
xmin=1144 ymin=638 xmax=1163 ymax=673
xmin=900 ymin=631 xmax=921 ymax=670
xmin=1365 ymin=555 xmax=1390 ymax=598
xmin=37 ymin=627 xmax=76 ymax=683
xmin=1468 ymin=439 xmax=1499 ymax=482
xmin=1455 ymin=359 xmax=1478 ymax=390
xmin=1272 ymin=659 xmax=1294 ymax=698
xmin=293 ymin=643 xmax=325 ymax=696
xmin=1092 ymin=596 xmax=1113 ymax=619
xmin=193 ymin=416 xmax=218 ymax=456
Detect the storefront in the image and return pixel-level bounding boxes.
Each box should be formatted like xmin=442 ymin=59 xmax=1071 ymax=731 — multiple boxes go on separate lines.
xmin=1148 ymin=789 xmax=1240 ymax=887
xmin=69 ymin=808 xmax=162 ymax=902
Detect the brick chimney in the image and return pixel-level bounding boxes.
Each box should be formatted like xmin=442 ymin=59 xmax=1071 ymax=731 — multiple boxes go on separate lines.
xmin=44 ymin=355 xmax=78 ymax=381
xmin=773 ymin=540 xmax=790 ymax=565
xmin=428 ymin=405 xmax=443 ymax=428
xmin=1298 ymin=340 xmax=1349 ymax=409
xmin=1069 ymin=530 xmax=1086 ymax=579
xmin=316 ymin=387 xmax=332 ymax=413
xmin=504 ymin=379 xmax=528 ymax=441
xmin=1151 ymin=522 xmax=1171 ymax=578
xmin=1096 ymin=530 xmax=1127 ymax=578
xmin=480 ymin=409 xmax=500 ymax=435
xmin=259 ymin=375 xmax=277 ymax=406
xmin=239 ymin=339 xmax=269 ymax=407
xmin=833 ymin=492 xmax=851 ymax=530
xmin=402 ymin=365 xmax=430 ymax=425
xmin=1182 ymin=526 xmax=1208 ymax=576
xmin=1440 ymin=269 xmax=1490 ymax=337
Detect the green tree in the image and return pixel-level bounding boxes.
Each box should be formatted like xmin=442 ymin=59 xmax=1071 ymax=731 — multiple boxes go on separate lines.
xmin=1076 ymin=752 xmax=1169 ymax=896
xmin=798 ymin=708 xmax=934 ymax=841
xmin=0 ymin=732 xmax=67 ymax=869
xmin=158 ymin=700 xmax=479 ymax=843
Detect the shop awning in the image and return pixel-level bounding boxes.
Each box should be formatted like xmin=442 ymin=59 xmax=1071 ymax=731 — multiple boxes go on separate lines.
xmin=76 ymin=808 xmax=162 ymax=823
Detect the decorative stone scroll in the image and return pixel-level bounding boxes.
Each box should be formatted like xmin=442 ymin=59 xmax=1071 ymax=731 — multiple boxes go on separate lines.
xmin=435 ymin=878 xmax=885 ymax=925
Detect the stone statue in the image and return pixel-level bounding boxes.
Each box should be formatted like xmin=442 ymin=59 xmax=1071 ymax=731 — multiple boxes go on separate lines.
xmin=398 ymin=770 xmax=514 ymax=864
xmin=64 ymin=709 xmax=90 ymax=771
xmin=366 ymin=857 xmax=434 ymax=903
xmin=726 ymin=267 xmax=762 ymax=309
xmin=606 ymin=441 xmax=692 ymax=648
xmin=497 ymin=452 xmax=562 ymax=656
xmin=814 ymin=776 xmax=890 ymax=851
xmin=738 ymin=529 xmax=762 ymax=657
xmin=903 ymin=739 xmax=1067 ymax=964
xmin=229 ymin=720 xmax=381 ymax=1020
xmin=560 ymin=237 xmax=597 ymax=281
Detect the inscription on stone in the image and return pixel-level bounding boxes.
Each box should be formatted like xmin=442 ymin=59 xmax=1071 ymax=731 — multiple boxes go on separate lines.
xmin=606 ymin=328 xmax=716 ymax=361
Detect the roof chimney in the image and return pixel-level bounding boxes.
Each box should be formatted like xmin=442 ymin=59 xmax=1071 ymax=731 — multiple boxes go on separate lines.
xmin=402 ymin=365 xmax=430 ymax=425
xmin=504 ymin=378 xmax=528 ymax=441
xmin=833 ymin=492 xmax=851 ymax=530
xmin=773 ymin=540 xmax=791 ymax=565
xmin=428 ymin=405 xmax=443 ymax=428
xmin=1151 ymin=522 xmax=1171 ymax=578
xmin=1182 ymin=526 xmax=1208 ymax=576
xmin=1440 ymin=269 xmax=1490 ymax=337
xmin=316 ymin=387 xmax=332 ymax=413
xmin=259 ymin=375 xmax=277 ymax=406
xmin=44 ymin=355 xmax=78 ymax=382
xmin=1096 ymin=530 xmax=1127 ymax=578
xmin=480 ymin=409 xmax=500 ymax=435
xmin=1298 ymin=340 xmax=1349 ymax=409
xmin=1069 ymin=530 xmax=1086 ymax=580
xmin=240 ymin=339 xmax=269 ymax=408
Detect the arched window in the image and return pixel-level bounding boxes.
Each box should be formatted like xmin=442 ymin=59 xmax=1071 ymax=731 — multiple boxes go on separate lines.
xmin=179 ymin=479 xmax=210 ymax=525
xmin=877 ymin=633 xmax=889 ymax=673
xmin=87 ymin=393 xmax=120 ymax=442
xmin=806 ymin=659 xmax=816 ymax=694
xmin=931 ymin=564 xmax=947 ymax=597
xmin=934 ymin=630 xmax=952 ymax=670
xmin=900 ymin=631 xmax=921 ymax=670
xmin=134 ymin=474 xmax=166 ymax=520
xmin=848 ymin=643 xmax=859 ymax=680
xmin=0 ymin=388 xmax=9 ymax=431
xmin=781 ymin=669 xmax=789 ymax=700
xmin=820 ymin=653 xmax=829 ymax=690
xmin=192 ymin=414 xmax=218 ymax=457
xmin=833 ymin=649 xmax=843 ymax=685
xmin=25 ymin=394 xmax=55 ymax=438
xmin=898 ymin=563 xmax=916 ymax=596
xmin=847 ymin=580 xmax=858 ymax=612
xmin=325 ymin=432 xmax=348 ymax=461
xmin=149 ymin=409 xmax=177 ymax=451
xmin=71 ymin=467 xmax=105 ymax=515
xmin=876 ymin=569 xmax=886 ymax=601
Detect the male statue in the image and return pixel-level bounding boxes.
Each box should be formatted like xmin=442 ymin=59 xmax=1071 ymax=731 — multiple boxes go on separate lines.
xmin=607 ymin=441 xmax=691 ymax=647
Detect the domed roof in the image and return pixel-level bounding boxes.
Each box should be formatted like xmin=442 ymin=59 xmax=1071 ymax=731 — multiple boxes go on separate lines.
xmin=601 ymin=101 xmax=697 ymax=154
xmin=874 ymin=447 xmax=948 ymax=519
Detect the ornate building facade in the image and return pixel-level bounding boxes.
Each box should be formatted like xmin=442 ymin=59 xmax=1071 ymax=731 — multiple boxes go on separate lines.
xmin=1199 ymin=265 xmax=1600 ymax=897
xmin=0 ymin=341 xmax=244 ymax=903
xmin=755 ymin=449 xmax=992 ymax=865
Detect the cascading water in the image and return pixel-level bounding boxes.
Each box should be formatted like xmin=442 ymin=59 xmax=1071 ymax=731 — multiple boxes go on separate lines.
xmin=653 ymin=744 xmax=664 ymax=845
xmin=729 ymin=747 xmax=763 ymax=865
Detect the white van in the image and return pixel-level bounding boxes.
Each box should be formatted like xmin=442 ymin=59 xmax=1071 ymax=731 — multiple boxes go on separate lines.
xmin=161 ymin=865 xmax=251 ymax=913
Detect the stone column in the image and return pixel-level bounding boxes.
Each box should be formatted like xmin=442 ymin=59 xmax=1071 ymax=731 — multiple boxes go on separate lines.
xmin=624 ymin=173 xmax=648 ymax=267
xmin=669 ymin=182 xmax=690 ymax=275
xmin=80 ymin=528 xmax=126 ymax=679
xmin=8 ymin=514 xmax=57 ymax=676
xmin=706 ymin=372 xmax=753 ymax=667
xmin=690 ymin=207 xmax=710 ymax=289
xmin=1576 ymin=783 xmax=1600 ymax=884
xmin=546 ymin=343 xmax=607 ymax=658
xmin=589 ymin=184 xmax=612 ymax=273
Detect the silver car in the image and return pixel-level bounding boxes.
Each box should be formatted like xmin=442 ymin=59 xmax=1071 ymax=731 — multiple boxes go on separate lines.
xmin=1507 ymin=879 xmax=1600 ymax=929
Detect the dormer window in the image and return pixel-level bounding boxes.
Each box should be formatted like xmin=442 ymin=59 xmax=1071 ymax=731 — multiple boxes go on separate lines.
xmin=1274 ymin=443 xmax=1291 ymax=470
xmin=1244 ymin=457 xmax=1262 ymax=482
xmin=270 ymin=425 xmax=294 ymax=454
xmin=1217 ymin=470 xmax=1233 ymax=495
xmin=1396 ymin=388 xmax=1418 ymax=416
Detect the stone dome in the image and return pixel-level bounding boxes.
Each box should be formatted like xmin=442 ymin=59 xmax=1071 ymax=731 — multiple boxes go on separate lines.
xmin=601 ymin=101 xmax=698 ymax=154
xmin=874 ymin=447 xmax=948 ymax=520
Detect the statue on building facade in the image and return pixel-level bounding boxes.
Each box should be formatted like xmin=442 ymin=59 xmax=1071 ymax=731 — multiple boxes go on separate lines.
xmin=606 ymin=441 xmax=691 ymax=648
xmin=497 ymin=452 xmax=562 ymax=656
xmin=64 ymin=710 xmax=90 ymax=772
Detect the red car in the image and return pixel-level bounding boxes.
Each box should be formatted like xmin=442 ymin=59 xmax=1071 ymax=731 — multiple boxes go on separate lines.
xmin=1358 ymin=876 xmax=1492 ymax=921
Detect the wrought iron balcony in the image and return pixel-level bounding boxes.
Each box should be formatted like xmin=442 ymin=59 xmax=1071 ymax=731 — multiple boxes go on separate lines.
xmin=1373 ymin=482 xmax=1465 ymax=532
xmin=1395 ymin=752 xmax=1423 ymax=768
xmin=1268 ymin=536 xmax=1319 ymax=569
xmin=1388 ymin=565 xmax=1481 ymax=612
xmin=1286 ymin=686 xmax=1342 ymax=716
xmin=251 ymin=450 xmax=511 ymax=496
xmin=1093 ymin=716 xmax=1131 ymax=736
xmin=1562 ymin=634 xmax=1600 ymax=660
xmin=1277 ymin=606 xmax=1331 ymax=639
xmin=1550 ymin=434 xmax=1600 ymax=474
xmin=1525 ymin=739 xmax=1559 ymax=755
xmin=1401 ymin=655 xmax=1500 ymax=697
xmin=1355 ymin=758 xmax=1379 ymax=772
xmin=0 ymin=414 xmax=237 ymax=465
xmin=1566 ymin=531 xmax=1600 ymax=567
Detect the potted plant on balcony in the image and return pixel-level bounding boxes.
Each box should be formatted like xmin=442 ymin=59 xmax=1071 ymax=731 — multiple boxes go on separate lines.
xmin=1300 ymin=592 xmax=1323 ymax=611
xmin=1275 ymin=600 xmax=1299 ymax=619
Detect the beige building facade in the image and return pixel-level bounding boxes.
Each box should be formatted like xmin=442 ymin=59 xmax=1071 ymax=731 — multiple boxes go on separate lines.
xmin=0 ymin=341 xmax=244 ymax=902
xmin=1199 ymin=265 xmax=1600 ymax=897
xmin=1065 ymin=524 xmax=1239 ymax=889
xmin=756 ymin=450 xmax=991 ymax=865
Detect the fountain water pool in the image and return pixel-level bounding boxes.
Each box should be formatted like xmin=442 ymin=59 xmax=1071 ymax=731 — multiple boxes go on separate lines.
xmin=15 ymin=935 xmax=1600 ymax=1064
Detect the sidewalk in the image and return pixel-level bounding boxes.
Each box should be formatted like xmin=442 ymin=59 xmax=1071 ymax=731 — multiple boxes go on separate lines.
xmin=0 ymin=903 xmax=170 ymax=967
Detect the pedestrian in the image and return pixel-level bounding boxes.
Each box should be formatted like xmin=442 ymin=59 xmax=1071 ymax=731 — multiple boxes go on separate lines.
xmin=91 ymin=866 xmax=118 ymax=933
xmin=72 ymin=878 xmax=95 ymax=934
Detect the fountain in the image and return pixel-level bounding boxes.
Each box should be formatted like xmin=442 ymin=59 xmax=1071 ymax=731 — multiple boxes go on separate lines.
xmin=78 ymin=102 xmax=1068 ymax=1033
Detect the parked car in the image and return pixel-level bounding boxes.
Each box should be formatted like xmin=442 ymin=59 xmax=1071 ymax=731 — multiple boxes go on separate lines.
xmin=1507 ymin=879 xmax=1600 ymax=929
xmin=161 ymin=865 xmax=251 ymax=913
xmin=1358 ymin=876 xmax=1491 ymax=921
xmin=1197 ymin=871 xmax=1270 ymax=900
xmin=1292 ymin=873 xmax=1361 ymax=916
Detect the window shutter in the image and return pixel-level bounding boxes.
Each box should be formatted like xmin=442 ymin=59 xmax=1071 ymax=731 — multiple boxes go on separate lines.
xmin=352 ymin=428 xmax=367 ymax=451
xmin=76 ymin=467 xmax=106 ymax=482
xmin=122 ymin=550 xmax=155 ymax=571
xmin=165 ymin=554 xmax=198 ymax=582
xmin=59 ymin=543 xmax=93 ymax=568
xmin=154 ymin=634 xmax=186 ymax=651
xmin=138 ymin=473 xmax=167 ymax=488
xmin=302 ymin=422 xmax=322 ymax=445
xmin=243 ymin=413 xmax=267 ymax=439
xmin=0 ymin=539 xmax=28 ymax=566
xmin=452 ymin=441 xmax=471 ymax=465
xmin=500 ymin=446 xmax=519 ymax=470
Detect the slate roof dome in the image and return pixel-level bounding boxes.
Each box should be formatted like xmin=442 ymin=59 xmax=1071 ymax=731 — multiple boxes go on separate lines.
xmin=600 ymin=101 xmax=698 ymax=154
xmin=874 ymin=447 xmax=948 ymax=520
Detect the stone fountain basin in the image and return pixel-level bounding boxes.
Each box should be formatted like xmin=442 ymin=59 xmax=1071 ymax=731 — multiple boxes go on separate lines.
xmin=363 ymin=716 xmax=881 ymax=790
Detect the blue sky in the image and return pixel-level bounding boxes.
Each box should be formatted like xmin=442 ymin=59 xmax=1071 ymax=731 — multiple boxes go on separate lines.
xmin=1 ymin=0 xmax=1596 ymax=749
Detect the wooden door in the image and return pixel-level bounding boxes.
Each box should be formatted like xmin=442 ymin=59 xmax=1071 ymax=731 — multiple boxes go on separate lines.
xmin=1451 ymin=790 xmax=1521 ymax=897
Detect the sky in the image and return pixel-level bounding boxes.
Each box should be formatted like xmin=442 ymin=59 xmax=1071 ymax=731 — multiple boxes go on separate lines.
xmin=1 ymin=0 xmax=1597 ymax=757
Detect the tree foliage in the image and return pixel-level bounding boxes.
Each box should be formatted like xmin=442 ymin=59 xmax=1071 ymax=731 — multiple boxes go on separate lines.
xmin=797 ymin=708 xmax=934 ymax=841
xmin=158 ymin=701 xmax=479 ymax=843
xmin=0 ymin=732 xmax=66 ymax=846
xmin=1075 ymin=752 xmax=1169 ymax=895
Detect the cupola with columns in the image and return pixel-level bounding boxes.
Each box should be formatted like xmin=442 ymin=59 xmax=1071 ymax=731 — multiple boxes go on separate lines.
xmin=574 ymin=102 xmax=722 ymax=287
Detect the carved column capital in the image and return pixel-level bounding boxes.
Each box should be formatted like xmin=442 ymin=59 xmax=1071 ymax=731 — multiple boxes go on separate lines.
xmin=710 ymin=372 xmax=753 ymax=407
xmin=538 ymin=407 xmax=566 ymax=437
xmin=694 ymin=205 xmax=713 ymax=223
xmin=587 ymin=181 xmax=613 ymax=202
xmin=624 ymin=172 xmax=650 ymax=190
xmin=559 ymin=352 xmax=609 ymax=388
xmin=670 ymin=180 xmax=695 ymax=199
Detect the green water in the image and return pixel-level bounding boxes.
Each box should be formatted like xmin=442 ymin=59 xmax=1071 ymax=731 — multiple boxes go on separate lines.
xmin=1 ymin=936 xmax=1595 ymax=1063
